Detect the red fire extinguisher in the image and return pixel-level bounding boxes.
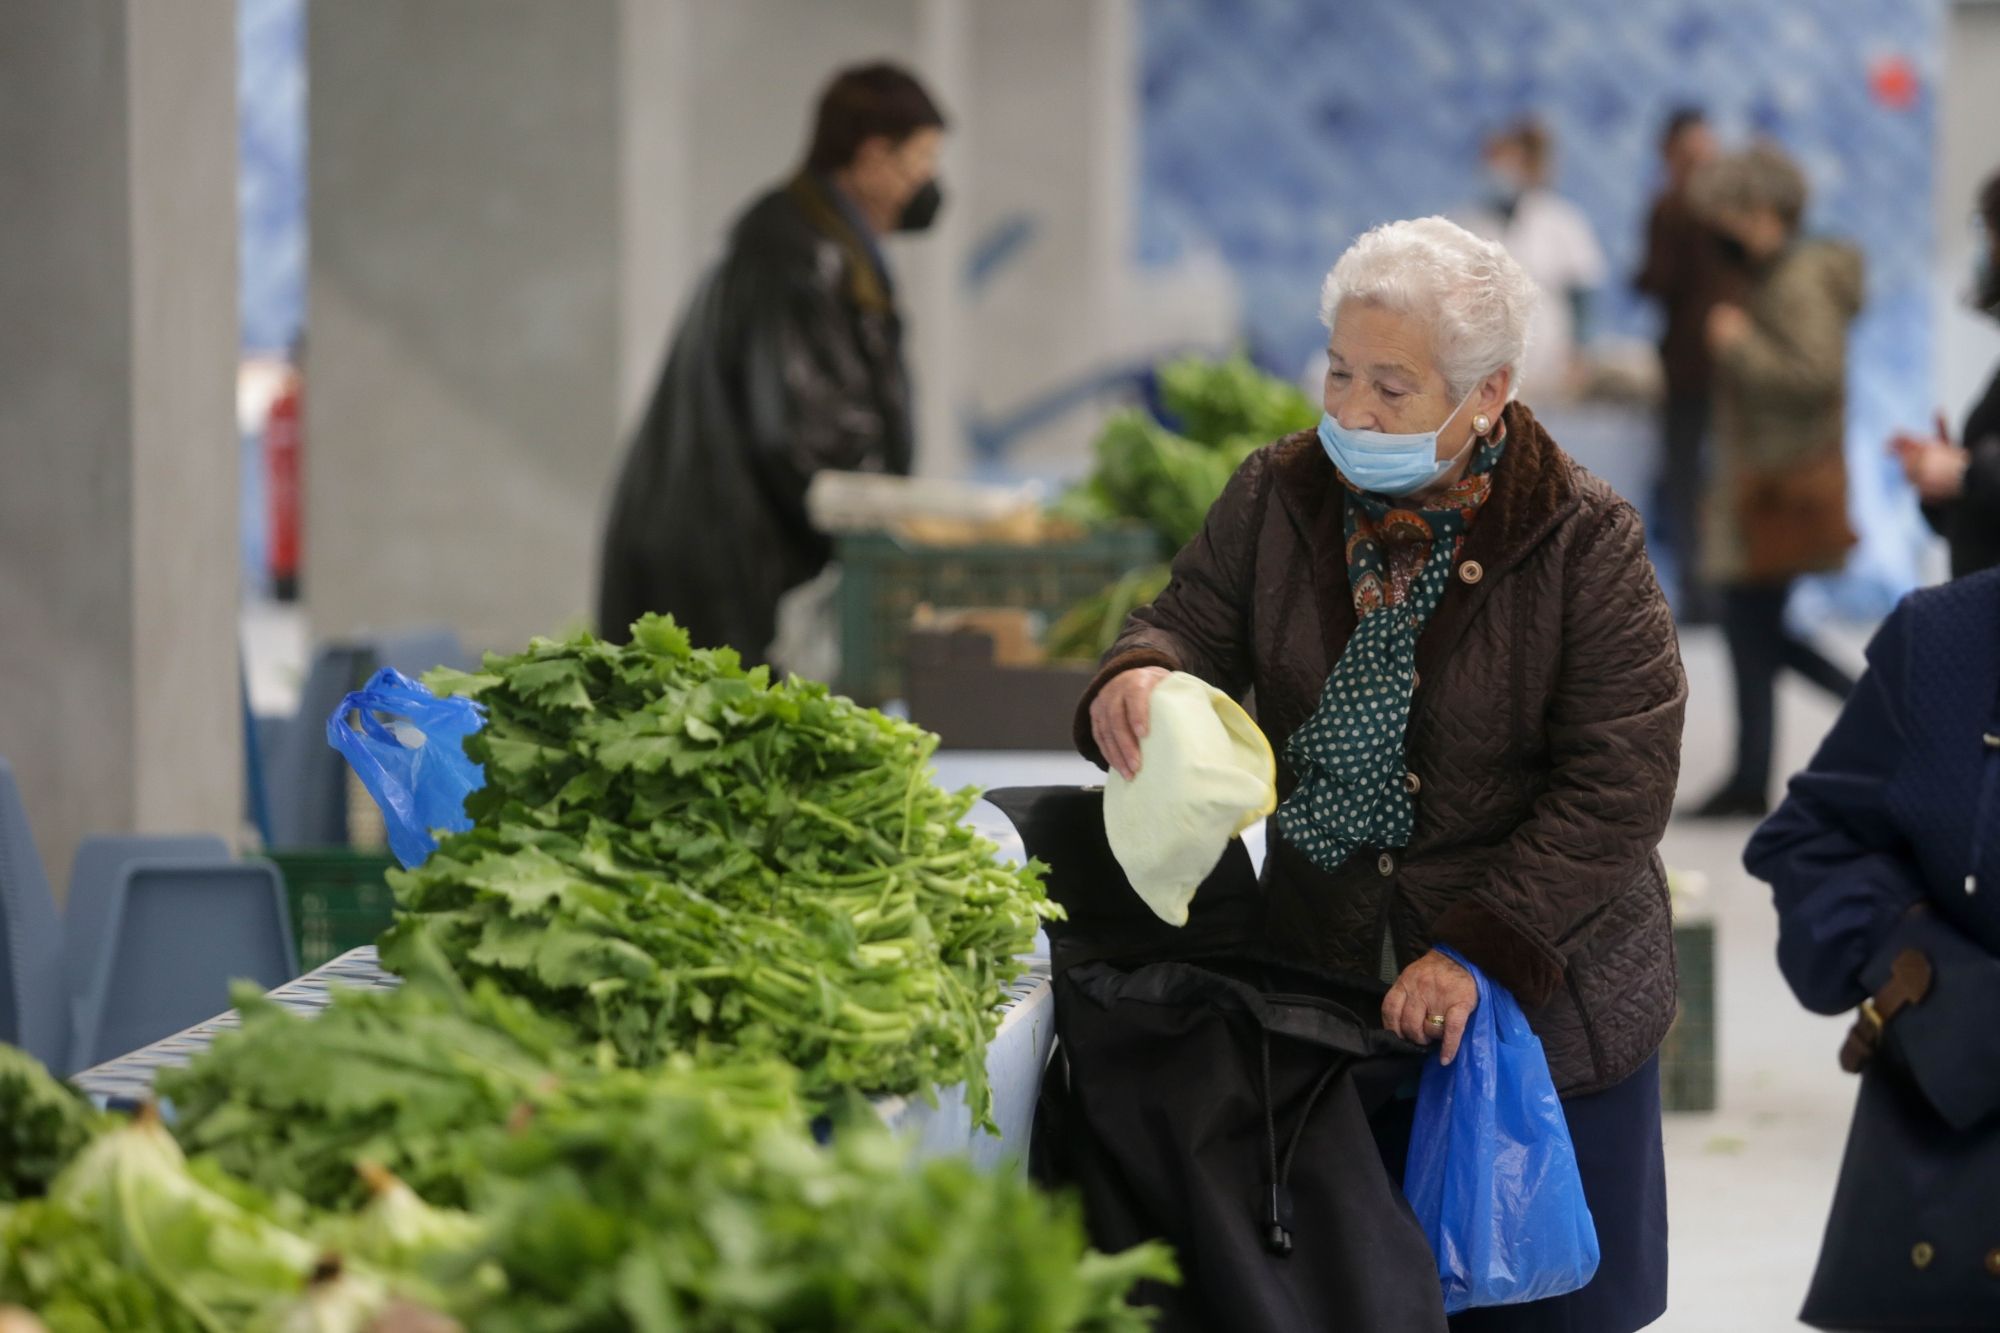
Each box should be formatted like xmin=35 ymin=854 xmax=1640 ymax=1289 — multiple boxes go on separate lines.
xmin=266 ymin=367 xmax=302 ymax=602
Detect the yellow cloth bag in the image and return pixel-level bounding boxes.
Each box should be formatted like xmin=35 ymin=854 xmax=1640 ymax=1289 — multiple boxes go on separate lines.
xmin=1104 ymin=671 xmax=1276 ymax=927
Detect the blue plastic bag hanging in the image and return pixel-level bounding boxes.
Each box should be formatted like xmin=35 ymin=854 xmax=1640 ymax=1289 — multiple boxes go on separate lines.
xmin=326 ymin=668 xmax=486 ymax=869
xmin=1402 ymin=946 xmax=1600 ymax=1314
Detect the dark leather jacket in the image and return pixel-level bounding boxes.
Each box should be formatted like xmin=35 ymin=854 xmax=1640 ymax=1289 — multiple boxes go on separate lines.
xmin=598 ymin=175 xmax=912 ymax=659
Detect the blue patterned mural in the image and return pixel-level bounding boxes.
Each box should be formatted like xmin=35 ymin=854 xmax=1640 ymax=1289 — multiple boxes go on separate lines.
xmin=239 ymin=0 xmax=305 ymax=354
xmin=1139 ymin=0 xmax=1942 ymax=610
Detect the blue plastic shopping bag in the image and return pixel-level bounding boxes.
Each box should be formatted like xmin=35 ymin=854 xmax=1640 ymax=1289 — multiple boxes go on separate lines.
xmin=326 ymin=668 xmax=486 ymax=869
xmin=1402 ymin=947 xmax=1600 ymax=1314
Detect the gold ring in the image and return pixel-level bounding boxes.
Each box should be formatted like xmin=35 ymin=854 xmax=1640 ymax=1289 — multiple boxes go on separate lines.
xmin=1425 ymin=1014 xmax=1447 ymax=1029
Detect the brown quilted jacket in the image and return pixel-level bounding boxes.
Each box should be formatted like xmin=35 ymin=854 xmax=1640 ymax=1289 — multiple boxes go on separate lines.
xmin=1074 ymin=402 xmax=1687 ymax=1095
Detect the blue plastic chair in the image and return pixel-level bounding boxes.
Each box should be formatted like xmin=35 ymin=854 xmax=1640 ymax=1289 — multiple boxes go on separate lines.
xmin=265 ymin=644 xmax=374 ymax=848
xmin=0 ymin=758 xmax=66 ymax=1069
xmin=63 ymin=835 xmax=232 ymax=1070
xmin=69 ymin=860 xmax=298 ymax=1071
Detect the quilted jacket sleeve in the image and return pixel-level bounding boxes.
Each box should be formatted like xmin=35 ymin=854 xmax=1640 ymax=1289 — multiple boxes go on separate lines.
xmin=1431 ymin=501 xmax=1688 ymax=1006
xmin=1743 ymin=600 xmax=1928 ymax=1015
xmin=1073 ymin=450 xmax=1272 ymax=765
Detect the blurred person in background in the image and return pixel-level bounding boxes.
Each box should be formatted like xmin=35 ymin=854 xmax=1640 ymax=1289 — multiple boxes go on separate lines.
xmin=1685 ymin=142 xmax=1861 ymax=820
xmin=1084 ymin=217 xmax=1682 ymax=1333
xmin=597 ymin=63 xmax=946 ymax=663
xmin=1889 ymin=168 xmax=2000 ymax=580
xmin=1634 ymin=107 xmax=1726 ymax=623
xmin=1467 ymin=119 xmax=1607 ymax=403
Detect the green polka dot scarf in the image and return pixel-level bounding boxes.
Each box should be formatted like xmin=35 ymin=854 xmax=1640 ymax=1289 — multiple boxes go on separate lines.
xmin=1277 ymin=431 xmax=1508 ymax=874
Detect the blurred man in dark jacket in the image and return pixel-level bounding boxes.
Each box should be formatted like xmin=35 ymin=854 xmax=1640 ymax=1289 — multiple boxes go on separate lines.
xmin=1889 ymin=168 xmax=2000 ymax=579
xmin=598 ymin=64 xmax=945 ymax=660
xmin=1634 ymin=106 xmax=1725 ymax=622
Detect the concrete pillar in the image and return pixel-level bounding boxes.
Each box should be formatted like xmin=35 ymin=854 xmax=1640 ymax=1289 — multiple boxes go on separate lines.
xmin=0 ymin=0 xmax=242 ymax=885
xmin=308 ymin=0 xmax=980 ymax=656
xmin=308 ymin=0 xmax=636 ymax=657
xmin=954 ymin=0 xmax=1237 ymax=479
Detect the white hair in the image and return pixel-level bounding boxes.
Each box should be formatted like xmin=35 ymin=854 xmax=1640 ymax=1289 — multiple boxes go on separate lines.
xmin=1318 ymin=216 xmax=1536 ymax=401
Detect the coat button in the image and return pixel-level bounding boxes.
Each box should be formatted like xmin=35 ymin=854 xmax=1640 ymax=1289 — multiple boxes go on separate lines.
xmin=1459 ymin=560 xmax=1484 ymax=585
xmin=1968 ymin=875 xmax=1979 ymax=896
xmin=1985 ymin=732 xmax=2000 ymax=750
xmin=1377 ymin=853 xmax=1395 ymax=877
xmin=1912 ymin=1242 xmax=1935 ymax=1271
xmin=1404 ymin=771 xmax=1422 ymax=795
xmin=1986 ymin=1248 xmax=2000 ymax=1278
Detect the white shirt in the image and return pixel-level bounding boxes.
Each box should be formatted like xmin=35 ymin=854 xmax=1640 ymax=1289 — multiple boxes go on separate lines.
xmin=1464 ymin=188 xmax=1607 ymax=402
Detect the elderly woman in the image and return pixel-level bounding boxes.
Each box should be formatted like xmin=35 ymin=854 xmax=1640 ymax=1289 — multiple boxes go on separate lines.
xmin=1077 ymin=217 xmax=1685 ymax=1332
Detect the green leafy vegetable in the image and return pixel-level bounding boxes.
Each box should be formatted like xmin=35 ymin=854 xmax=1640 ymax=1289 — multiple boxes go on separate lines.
xmin=159 ymin=969 xmax=591 ymax=1211
xmin=1 ymin=1107 xmax=326 ymax=1333
xmin=382 ymin=617 xmax=1055 ymax=1126
xmin=1044 ymin=565 xmax=1173 ymax=664
xmin=1154 ymin=352 xmax=1318 ymax=451
xmin=1066 ymin=353 xmax=1315 ymax=555
xmin=162 ymin=982 xmax=1175 ymax=1332
xmin=0 ymin=1046 xmax=107 ymax=1203
xmin=1050 ymin=353 xmax=1314 ymax=654
xmin=438 ymin=1055 xmax=1175 ymax=1333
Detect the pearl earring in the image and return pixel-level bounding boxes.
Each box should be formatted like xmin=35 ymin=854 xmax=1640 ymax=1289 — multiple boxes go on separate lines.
xmin=1472 ymin=413 xmax=1492 ymax=437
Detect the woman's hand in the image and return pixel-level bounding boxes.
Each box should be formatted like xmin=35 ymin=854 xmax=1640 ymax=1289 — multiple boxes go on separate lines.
xmin=1706 ymin=302 xmax=1752 ymax=352
xmin=1384 ymin=950 xmax=1480 ymax=1064
xmin=1890 ymin=412 xmax=1969 ymax=503
xmin=1088 ymin=666 xmax=1171 ymax=781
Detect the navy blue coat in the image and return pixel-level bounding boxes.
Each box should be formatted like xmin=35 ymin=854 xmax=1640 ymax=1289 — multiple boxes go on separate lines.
xmin=1745 ymin=568 xmax=2000 ymax=1016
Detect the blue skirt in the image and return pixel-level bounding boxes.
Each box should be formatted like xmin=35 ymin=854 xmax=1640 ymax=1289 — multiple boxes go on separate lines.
xmin=1375 ymin=1055 xmax=1670 ymax=1333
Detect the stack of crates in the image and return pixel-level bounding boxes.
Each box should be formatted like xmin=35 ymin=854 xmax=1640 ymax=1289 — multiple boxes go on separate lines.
xmin=1660 ymin=920 xmax=1718 ymax=1112
xmin=835 ymin=527 xmax=1158 ymax=707
xmin=270 ymin=849 xmax=400 ymax=972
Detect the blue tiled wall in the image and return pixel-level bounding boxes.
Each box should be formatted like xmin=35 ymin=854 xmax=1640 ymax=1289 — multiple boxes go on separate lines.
xmin=1139 ymin=0 xmax=1941 ymax=608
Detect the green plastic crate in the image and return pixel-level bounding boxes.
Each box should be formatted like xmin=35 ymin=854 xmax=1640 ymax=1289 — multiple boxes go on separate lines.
xmin=836 ymin=527 xmax=1159 ymax=706
xmin=1661 ymin=920 xmax=1717 ymax=1113
xmin=270 ymin=849 xmax=400 ymax=971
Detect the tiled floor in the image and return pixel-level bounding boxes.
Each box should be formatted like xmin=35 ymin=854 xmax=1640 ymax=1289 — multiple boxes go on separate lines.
xmin=1653 ymin=622 xmax=1869 ymax=1333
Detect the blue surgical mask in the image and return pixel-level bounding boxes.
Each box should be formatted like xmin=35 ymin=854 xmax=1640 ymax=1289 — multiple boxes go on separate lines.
xmin=1317 ymin=385 xmax=1483 ymax=496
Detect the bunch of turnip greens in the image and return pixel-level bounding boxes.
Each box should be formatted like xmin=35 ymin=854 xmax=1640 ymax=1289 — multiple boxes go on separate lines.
xmin=378 ymin=615 xmax=1056 ymax=1126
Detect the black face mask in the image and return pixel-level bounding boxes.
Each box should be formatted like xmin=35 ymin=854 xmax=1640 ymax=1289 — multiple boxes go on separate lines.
xmin=896 ymin=179 xmax=944 ymax=233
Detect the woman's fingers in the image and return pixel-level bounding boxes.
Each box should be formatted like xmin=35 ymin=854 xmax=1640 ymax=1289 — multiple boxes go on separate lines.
xmin=1092 ymin=691 xmax=1137 ymax=780
xmin=1439 ymin=1001 xmax=1474 ymax=1065
xmin=1380 ymin=983 xmax=1408 ymax=1040
xmin=1387 ymin=986 xmax=1435 ymax=1046
xmin=1126 ymin=678 xmax=1152 ymax=741
xmin=1096 ymin=711 xmax=1131 ymax=781
xmin=1118 ymin=690 xmax=1149 ymax=774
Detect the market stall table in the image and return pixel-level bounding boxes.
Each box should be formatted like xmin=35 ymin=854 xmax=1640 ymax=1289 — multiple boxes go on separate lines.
xmin=70 ymin=945 xmax=1054 ymax=1170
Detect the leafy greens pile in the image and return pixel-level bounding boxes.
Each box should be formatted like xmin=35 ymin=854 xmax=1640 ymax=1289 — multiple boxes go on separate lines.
xmin=0 ymin=1047 xmax=106 ymax=1203
xmin=159 ymin=968 xmax=594 ymax=1212
xmin=11 ymin=977 xmax=1176 ymax=1333
xmin=1057 ymin=353 xmax=1317 ymax=558
xmin=1050 ymin=354 xmax=1316 ymax=659
xmin=378 ymin=615 xmax=1055 ymax=1125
